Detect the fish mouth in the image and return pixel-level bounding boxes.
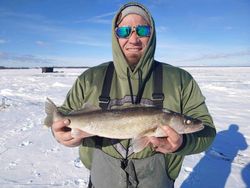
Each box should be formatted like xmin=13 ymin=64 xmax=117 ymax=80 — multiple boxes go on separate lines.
xmin=193 ymin=118 xmax=203 ymax=125
xmin=193 ymin=119 xmax=204 ymax=130
xmin=186 ymin=117 xmax=204 ymax=131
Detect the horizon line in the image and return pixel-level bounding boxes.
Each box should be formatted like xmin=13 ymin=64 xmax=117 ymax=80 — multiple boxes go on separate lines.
xmin=1 ymin=65 xmax=250 ymax=70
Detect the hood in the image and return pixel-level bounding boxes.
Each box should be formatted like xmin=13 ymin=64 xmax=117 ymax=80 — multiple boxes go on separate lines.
xmin=112 ymin=2 xmax=156 ymax=80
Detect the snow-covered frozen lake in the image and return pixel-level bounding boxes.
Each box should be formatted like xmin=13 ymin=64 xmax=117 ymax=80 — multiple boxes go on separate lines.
xmin=0 ymin=67 xmax=249 ymax=188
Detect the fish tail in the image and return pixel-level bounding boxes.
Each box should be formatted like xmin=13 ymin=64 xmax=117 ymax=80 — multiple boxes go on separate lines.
xmin=44 ymin=97 xmax=58 ymax=127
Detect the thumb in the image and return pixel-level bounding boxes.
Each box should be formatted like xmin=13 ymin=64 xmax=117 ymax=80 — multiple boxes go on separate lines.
xmin=63 ymin=119 xmax=70 ymax=126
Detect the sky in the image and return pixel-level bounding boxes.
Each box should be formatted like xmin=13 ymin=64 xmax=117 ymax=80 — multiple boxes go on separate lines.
xmin=0 ymin=0 xmax=249 ymax=67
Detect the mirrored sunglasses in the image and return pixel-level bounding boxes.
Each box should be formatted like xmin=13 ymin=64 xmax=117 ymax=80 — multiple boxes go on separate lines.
xmin=115 ymin=25 xmax=151 ymax=38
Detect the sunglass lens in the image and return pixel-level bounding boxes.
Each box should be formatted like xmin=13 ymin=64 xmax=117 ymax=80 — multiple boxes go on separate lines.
xmin=136 ymin=26 xmax=151 ymax=37
xmin=116 ymin=27 xmax=131 ymax=38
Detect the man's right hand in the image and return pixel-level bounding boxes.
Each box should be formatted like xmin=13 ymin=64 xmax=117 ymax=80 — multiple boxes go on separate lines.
xmin=51 ymin=119 xmax=92 ymax=147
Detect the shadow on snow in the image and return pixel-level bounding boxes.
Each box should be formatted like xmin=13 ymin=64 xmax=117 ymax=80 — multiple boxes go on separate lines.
xmin=181 ymin=124 xmax=248 ymax=188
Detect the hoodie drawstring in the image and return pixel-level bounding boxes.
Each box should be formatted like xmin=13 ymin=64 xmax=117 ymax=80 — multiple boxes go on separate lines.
xmin=126 ymin=68 xmax=143 ymax=104
xmin=127 ymin=68 xmax=135 ymax=104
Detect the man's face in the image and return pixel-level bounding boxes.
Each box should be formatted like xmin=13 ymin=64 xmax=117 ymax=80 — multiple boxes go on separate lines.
xmin=117 ymin=14 xmax=150 ymax=67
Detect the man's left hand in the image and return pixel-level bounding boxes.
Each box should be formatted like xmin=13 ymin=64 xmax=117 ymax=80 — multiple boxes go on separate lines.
xmin=149 ymin=126 xmax=183 ymax=154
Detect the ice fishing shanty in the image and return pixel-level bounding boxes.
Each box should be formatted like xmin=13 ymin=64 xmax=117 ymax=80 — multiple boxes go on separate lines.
xmin=42 ymin=67 xmax=54 ymax=73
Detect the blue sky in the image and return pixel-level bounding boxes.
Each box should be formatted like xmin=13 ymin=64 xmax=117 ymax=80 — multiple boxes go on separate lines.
xmin=0 ymin=0 xmax=249 ymax=67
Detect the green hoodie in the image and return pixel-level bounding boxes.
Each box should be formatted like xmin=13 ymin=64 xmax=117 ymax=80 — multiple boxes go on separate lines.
xmin=59 ymin=2 xmax=216 ymax=180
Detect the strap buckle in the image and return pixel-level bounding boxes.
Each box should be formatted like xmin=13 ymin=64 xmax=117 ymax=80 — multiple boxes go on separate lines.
xmin=152 ymin=93 xmax=164 ymax=101
xmin=99 ymin=96 xmax=110 ymax=104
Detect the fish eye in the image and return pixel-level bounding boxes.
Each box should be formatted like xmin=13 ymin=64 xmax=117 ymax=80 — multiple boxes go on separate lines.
xmin=184 ymin=119 xmax=192 ymax=125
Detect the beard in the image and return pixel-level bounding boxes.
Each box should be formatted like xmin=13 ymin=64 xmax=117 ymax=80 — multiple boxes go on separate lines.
xmin=125 ymin=53 xmax=141 ymax=69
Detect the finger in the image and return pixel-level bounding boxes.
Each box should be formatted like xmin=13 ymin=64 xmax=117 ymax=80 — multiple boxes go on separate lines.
xmin=148 ymin=136 xmax=175 ymax=153
xmin=148 ymin=136 xmax=161 ymax=147
xmin=161 ymin=126 xmax=183 ymax=151
xmin=160 ymin=126 xmax=180 ymax=143
xmin=149 ymin=137 xmax=169 ymax=151
xmin=158 ymin=137 xmax=173 ymax=150
xmin=154 ymin=138 xmax=174 ymax=153
xmin=53 ymin=119 xmax=70 ymax=132
xmin=60 ymin=137 xmax=82 ymax=147
xmin=57 ymin=131 xmax=73 ymax=142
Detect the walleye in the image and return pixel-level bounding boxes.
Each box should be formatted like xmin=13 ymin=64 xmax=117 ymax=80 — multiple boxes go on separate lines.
xmin=44 ymin=98 xmax=204 ymax=152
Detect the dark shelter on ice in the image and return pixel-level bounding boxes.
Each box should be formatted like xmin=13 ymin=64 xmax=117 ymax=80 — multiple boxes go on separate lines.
xmin=42 ymin=67 xmax=54 ymax=73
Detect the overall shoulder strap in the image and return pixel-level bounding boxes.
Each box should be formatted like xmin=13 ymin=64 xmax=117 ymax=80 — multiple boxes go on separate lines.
xmin=95 ymin=62 xmax=114 ymax=157
xmin=99 ymin=62 xmax=114 ymax=110
xmin=152 ymin=62 xmax=164 ymax=108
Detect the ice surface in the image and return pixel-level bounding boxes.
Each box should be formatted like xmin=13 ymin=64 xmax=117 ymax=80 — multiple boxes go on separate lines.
xmin=0 ymin=67 xmax=249 ymax=188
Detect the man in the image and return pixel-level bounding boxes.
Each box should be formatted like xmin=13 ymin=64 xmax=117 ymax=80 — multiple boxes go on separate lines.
xmin=51 ymin=2 xmax=216 ymax=188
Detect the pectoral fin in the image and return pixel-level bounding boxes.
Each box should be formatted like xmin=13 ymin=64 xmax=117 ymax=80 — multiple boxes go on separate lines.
xmin=71 ymin=128 xmax=95 ymax=139
xmin=71 ymin=128 xmax=81 ymax=138
xmin=131 ymin=136 xmax=150 ymax=153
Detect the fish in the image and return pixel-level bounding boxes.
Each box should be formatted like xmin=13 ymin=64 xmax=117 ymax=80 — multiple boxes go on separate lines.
xmin=44 ymin=98 xmax=204 ymax=152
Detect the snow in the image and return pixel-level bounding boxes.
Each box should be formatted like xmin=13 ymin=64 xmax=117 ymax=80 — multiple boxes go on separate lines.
xmin=0 ymin=67 xmax=249 ymax=188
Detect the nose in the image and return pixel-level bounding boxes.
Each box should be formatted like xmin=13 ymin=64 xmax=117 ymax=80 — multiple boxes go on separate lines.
xmin=128 ymin=30 xmax=139 ymax=44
